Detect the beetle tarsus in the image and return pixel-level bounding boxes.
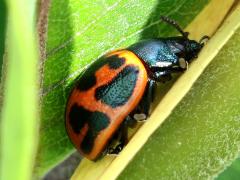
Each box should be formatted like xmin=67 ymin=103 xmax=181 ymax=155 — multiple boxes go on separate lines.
xmin=107 ymin=143 xmax=124 ymax=155
xmin=199 ymin=35 xmax=210 ymax=45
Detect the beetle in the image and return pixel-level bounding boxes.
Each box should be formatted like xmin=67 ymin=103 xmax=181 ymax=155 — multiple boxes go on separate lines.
xmin=65 ymin=16 xmax=209 ymax=161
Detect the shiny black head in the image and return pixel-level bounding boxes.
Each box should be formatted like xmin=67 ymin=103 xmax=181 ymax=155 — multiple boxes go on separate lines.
xmin=161 ymin=16 xmax=209 ymax=62
xmin=180 ymin=38 xmax=204 ymax=62
xmin=127 ymin=16 xmax=209 ymax=81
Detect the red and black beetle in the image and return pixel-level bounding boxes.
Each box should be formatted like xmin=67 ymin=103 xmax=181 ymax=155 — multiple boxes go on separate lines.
xmin=65 ymin=16 xmax=208 ymax=161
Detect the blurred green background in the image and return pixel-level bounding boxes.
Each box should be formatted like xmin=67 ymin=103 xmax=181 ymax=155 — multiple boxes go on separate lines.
xmin=0 ymin=0 xmax=6 ymax=75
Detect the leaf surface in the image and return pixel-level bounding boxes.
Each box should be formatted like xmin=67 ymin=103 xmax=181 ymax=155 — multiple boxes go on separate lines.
xmin=36 ymin=0 xmax=210 ymax=176
xmin=119 ymin=17 xmax=240 ymax=180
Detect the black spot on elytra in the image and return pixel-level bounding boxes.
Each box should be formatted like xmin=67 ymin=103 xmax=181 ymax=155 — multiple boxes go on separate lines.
xmin=81 ymin=111 xmax=110 ymax=153
xmin=77 ymin=74 xmax=97 ymax=91
xmin=68 ymin=104 xmax=110 ymax=153
xmin=108 ymin=56 xmax=125 ymax=69
xmin=69 ymin=104 xmax=91 ymax=134
xmin=95 ymin=66 xmax=139 ymax=108
xmin=80 ymin=130 xmax=94 ymax=153
xmin=76 ymin=54 xmax=126 ymax=91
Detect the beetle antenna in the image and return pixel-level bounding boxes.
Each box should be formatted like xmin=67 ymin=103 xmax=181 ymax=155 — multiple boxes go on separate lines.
xmin=160 ymin=16 xmax=189 ymax=38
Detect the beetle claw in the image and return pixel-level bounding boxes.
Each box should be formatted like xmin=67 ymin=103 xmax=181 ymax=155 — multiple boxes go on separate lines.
xmin=199 ymin=35 xmax=210 ymax=45
xmin=107 ymin=143 xmax=124 ymax=155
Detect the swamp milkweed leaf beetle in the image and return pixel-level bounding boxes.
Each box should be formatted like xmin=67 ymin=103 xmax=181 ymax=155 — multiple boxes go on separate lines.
xmin=65 ymin=16 xmax=209 ymax=161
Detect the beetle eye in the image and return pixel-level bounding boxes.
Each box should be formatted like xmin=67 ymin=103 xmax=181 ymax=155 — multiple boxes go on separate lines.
xmin=179 ymin=58 xmax=188 ymax=69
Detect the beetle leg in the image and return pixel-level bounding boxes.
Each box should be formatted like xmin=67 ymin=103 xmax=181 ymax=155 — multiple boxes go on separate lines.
xmin=124 ymin=115 xmax=137 ymax=128
xmin=152 ymin=70 xmax=172 ymax=83
xmin=155 ymin=65 xmax=191 ymax=83
xmin=106 ymin=80 xmax=157 ymax=155
xmin=143 ymin=79 xmax=156 ymax=116
xmin=134 ymin=79 xmax=156 ymax=120
xmin=106 ymin=79 xmax=157 ymax=155
xmin=107 ymin=116 xmax=135 ymax=155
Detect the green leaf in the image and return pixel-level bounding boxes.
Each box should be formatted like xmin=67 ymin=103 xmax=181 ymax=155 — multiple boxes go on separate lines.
xmin=36 ymin=0 xmax=210 ymax=176
xmin=217 ymin=158 xmax=240 ymax=180
xmin=0 ymin=1 xmax=38 ymax=180
xmin=0 ymin=1 xmax=7 ymax=76
xmin=118 ymin=27 xmax=240 ymax=179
